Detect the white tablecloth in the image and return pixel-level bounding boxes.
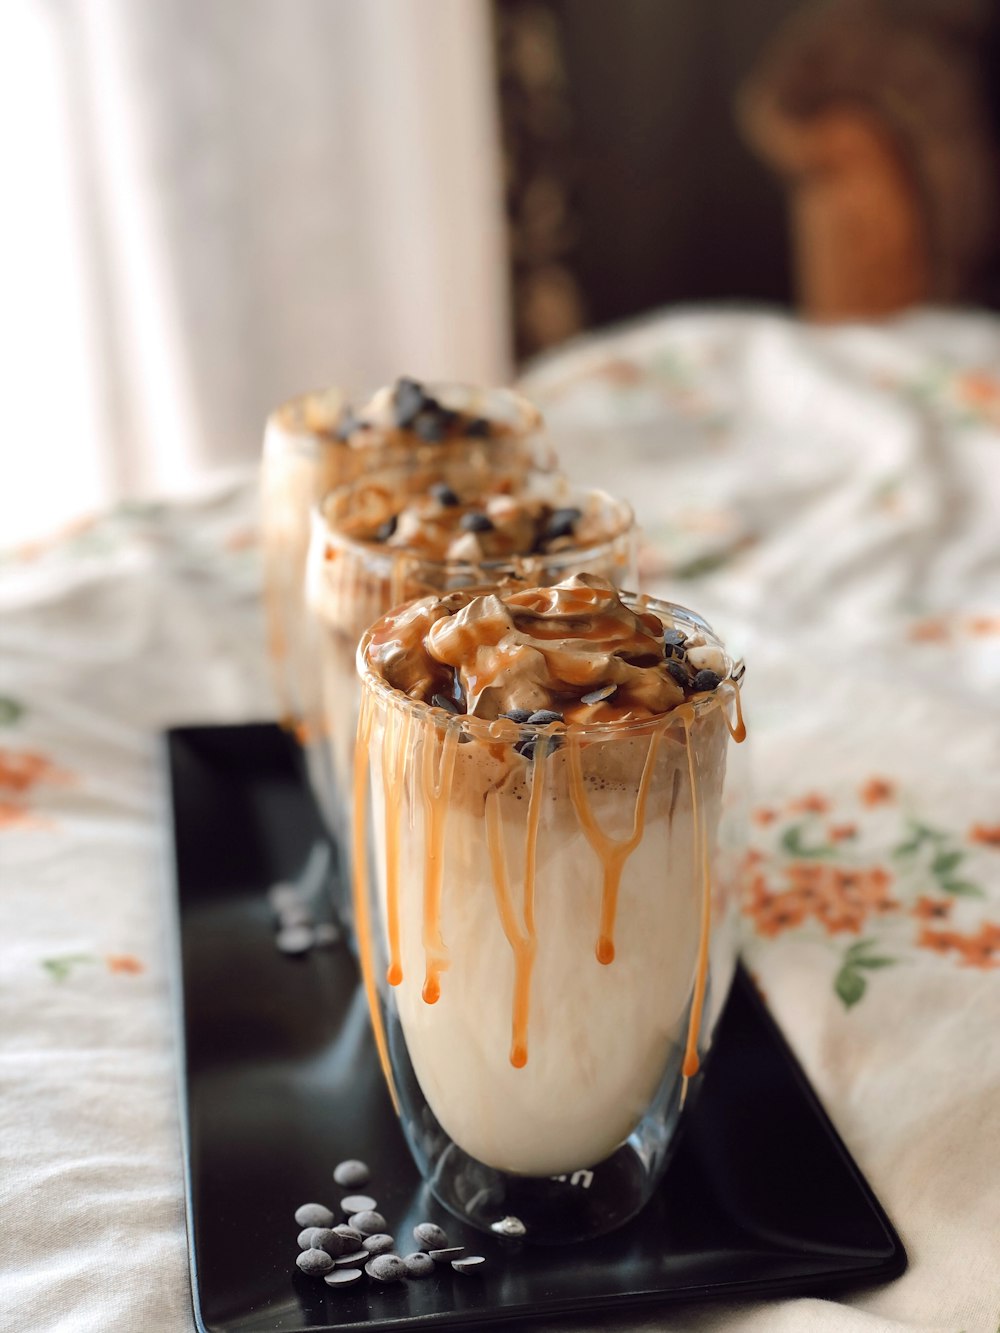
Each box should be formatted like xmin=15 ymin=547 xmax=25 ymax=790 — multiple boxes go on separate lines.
xmin=2 ymin=310 xmax=999 ymax=1332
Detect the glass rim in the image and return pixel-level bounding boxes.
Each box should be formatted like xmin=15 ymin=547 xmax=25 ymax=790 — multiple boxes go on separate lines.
xmin=314 ymin=477 xmax=636 ymax=578
xmin=356 ymin=587 xmax=742 ymax=742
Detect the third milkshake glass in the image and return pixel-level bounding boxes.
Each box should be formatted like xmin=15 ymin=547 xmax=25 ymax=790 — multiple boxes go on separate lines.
xmin=352 ymin=576 xmax=747 ymax=1242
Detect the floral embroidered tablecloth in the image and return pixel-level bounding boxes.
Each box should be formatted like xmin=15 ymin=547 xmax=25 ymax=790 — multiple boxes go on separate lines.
xmin=2 ymin=310 xmax=999 ymax=1332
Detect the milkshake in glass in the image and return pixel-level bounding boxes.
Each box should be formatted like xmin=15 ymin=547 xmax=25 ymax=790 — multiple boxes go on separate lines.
xmin=352 ymin=575 xmax=747 ymax=1241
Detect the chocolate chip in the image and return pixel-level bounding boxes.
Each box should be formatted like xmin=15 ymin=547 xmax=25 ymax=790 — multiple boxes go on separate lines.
xmin=543 ymin=507 xmax=582 ymax=542
xmin=430 ymin=482 xmax=460 ymax=507
xmin=451 ymin=1255 xmax=486 ymax=1274
xmin=459 ymin=512 xmax=494 ymax=533
xmin=500 ymin=708 xmax=533 ymax=724
xmin=324 ymin=1267 xmax=363 ymax=1287
xmin=348 ymin=1209 xmax=387 ymax=1235
xmin=373 ymin=515 xmax=398 ymax=542
xmin=276 ymin=925 xmax=315 ymax=954
xmin=341 ymin=1194 xmax=378 ymax=1216
xmin=296 ymin=1248 xmax=334 ymax=1276
xmin=393 ymin=377 xmax=426 ymax=428
xmin=403 ymin=1251 xmax=435 ymax=1278
xmin=414 ymin=408 xmax=447 ymax=441
xmin=526 ymin=709 xmax=563 ymax=726
xmin=362 ymin=1233 xmax=396 ymax=1255
xmin=463 ymin=416 xmax=491 ymax=438
xmin=333 ymin=1159 xmax=369 ymax=1188
xmin=335 ymin=408 xmax=360 ymax=441
xmin=514 ymin=738 xmax=537 ymax=761
xmin=334 ymin=1249 xmax=369 ymax=1268
xmin=662 ymin=628 xmax=687 ymax=648
xmin=366 ymin=1254 xmax=407 ymax=1283
xmin=413 ymin=1222 xmax=448 ymax=1249
xmin=665 ymin=661 xmax=689 ymax=688
xmin=295 ymin=1203 xmax=334 ymax=1229
xmin=428 ymin=1247 xmax=465 ymax=1263
xmin=431 ymin=693 xmax=459 ymax=714
xmin=332 ymin=1224 xmax=364 ymax=1246
xmin=580 ymin=685 xmax=617 ymax=705
xmin=297 ymin=1227 xmax=326 ymax=1250
xmin=691 ymin=669 xmax=722 ymax=693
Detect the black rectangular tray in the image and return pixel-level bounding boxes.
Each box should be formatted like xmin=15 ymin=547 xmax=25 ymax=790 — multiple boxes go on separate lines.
xmin=166 ymin=723 xmax=906 ymax=1332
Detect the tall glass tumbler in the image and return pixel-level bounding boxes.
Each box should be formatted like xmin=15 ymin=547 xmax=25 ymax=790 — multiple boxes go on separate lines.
xmin=352 ymin=594 xmax=747 ymax=1243
xmin=305 ymin=464 xmax=638 ymax=932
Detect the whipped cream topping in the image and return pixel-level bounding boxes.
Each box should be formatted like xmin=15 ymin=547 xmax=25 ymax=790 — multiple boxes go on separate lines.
xmin=365 ymin=574 xmax=731 ymax=725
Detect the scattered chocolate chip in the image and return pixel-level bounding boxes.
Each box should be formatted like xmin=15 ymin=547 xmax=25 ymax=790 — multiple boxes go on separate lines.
xmin=526 ymin=709 xmax=563 ymax=726
xmin=373 ymin=515 xmax=398 ymax=542
xmin=429 ymin=482 xmax=460 ymax=507
xmin=324 ymin=1267 xmax=364 ymax=1287
xmin=332 ymin=1224 xmax=364 ymax=1246
xmin=431 ymin=693 xmax=459 ymax=714
xmin=463 ymin=416 xmax=491 ymax=438
xmin=451 ymin=1255 xmax=486 ymax=1275
xmin=428 ymin=1247 xmax=466 ymax=1263
xmin=296 ymin=1248 xmax=335 ymax=1276
xmin=413 ymin=1222 xmax=448 ymax=1249
xmin=500 ymin=708 xmax=533 ymax=724
xmin=491 ymin=1215 xmax=526 ymax=1238
xmin=348 ymin=1209 xmax=387 ymax=1236
xmin=690 ymin=669 xmax=722 ymax=693
xmin=341 ymin=1194 xmax=378 ymax=1216
xmin=295 ymin=1203 xmax=334 ymax=1229
xmin=393 ymin=377 xmax=426 ymax=428
xmin=366 ymin=1254 xmax=407 ymax=1283
xmin=543 ymin=506 xmax=582 ymax=542
xmin=333 ymin=1159 xmax=369 ymax=1188
xmin=403 ymin=1251 xmax=435 ymax=1278
xmin=665 ymin=661 xmax=689 ymax=688
xmin=362 ymin=1233 xmax=396 ymax=1255
xmin=334 ymin=1249 xmax=370 ymax=1268
xmin=297 ymin=1227 xmax=326 ymax=1250
xmin=276 ymin=925 xmax=315 ymax=954
xmin=459 ymin=512 xmax=494 ymax=533
xmin=580 ymin=684 xmax=617 ymax=705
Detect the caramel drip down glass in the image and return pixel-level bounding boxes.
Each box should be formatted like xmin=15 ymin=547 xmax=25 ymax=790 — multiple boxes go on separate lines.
xmin=352 ymin=593 xmax=747 ymax=1244
xmin=304 ymin=465 xmax=637 ymax=936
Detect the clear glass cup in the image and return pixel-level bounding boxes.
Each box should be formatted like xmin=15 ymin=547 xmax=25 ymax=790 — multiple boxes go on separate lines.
xmin=351 ymin=592 xmax=747 ymax=1243
xmin=260 ymin=383 xmax=555 ymax=728
xmin=304 ymin=462 xmax=638 ymax=931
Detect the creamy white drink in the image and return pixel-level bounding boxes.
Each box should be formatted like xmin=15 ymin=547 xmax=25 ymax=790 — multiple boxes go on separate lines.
xmin=355 ymin=576 xmax=745 ymax=1178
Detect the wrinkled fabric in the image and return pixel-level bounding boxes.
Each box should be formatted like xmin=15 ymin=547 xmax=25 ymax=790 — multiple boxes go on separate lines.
xmin=2 ymin=310 xmax=999 ymax=1331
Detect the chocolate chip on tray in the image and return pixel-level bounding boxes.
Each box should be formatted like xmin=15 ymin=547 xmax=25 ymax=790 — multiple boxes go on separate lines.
xmin=491 ymin=1215 xmax=526 ymax=1238
xmin=691 ymin=669 xmax=722 ymax=693
xmin=526 ymin=709 xmax=563 ymax=726
xmin=296 ymin=1248 xmax=335 ymax=1276
xmin=393 ymin=377 xmax=426 ymax=428
xmin=431 ymin=693 xmax=459 ymax=714
xmin=403 ymin=1251 xmax=436 ymax=1278
xmin=332 ymin=1223 xmax=364 ymax=1245
xmin=297 ymin=1227 xmax=325 ymax=1250
xmin=333 ymin=1159 xmax=370 ymax=1188
xmin=324 ymin=1267 xmax=364 ymax=1288
xmin=298 ymin=1227 xmax=343 ymax=1254
xmin=451 ymin=1255 xmax=486 ymax=1275
xmin=459 ymin=511 xmax=494 ymax=533
xmin=334 ymin=1249 xmax=370 ymax=1268
xmin=428 ymin=1247 xmax=466 ymax=1263
xmin=580 ymin=684 xmax=617 ymax=705
xmin=413 ymin=1221 xmax=448 ymax=1249
xmin=294 ymin=1202 xmax=334 ymax=1229
xmin=276 ymin=925 xmax=315 ymax=955
xmin=366 ymin=1254 xmax=407 ymax=1283
xmin=341 ymin=1194 xmax=377 ymax=1215
xmin=543 ymin=506 xmax=582 ymax=542
xmin=348 ymin=1208 xmax=387 ymax=1235
xmin=373 ymin=515 xmax=398 ymax=542
xmin=429 ymin=482 xmax=461 ymax=508
xmin=362 ymin=1233 xmax=396 ymax=1255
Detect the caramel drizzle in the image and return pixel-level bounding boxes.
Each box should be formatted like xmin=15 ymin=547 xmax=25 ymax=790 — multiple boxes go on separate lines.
xmin=420 ymin=723 xmax=459 ymax=1004
xmin=483 ymin=737 xmax=548 ymax=1067
xmin=681 ymin=711 xmax=712 ymax=1081
xmin=382 ymin=704 xmax=413 ymax=987
xmin=352 ymin=692 xmax=399 ymax=1112
xmin=723 ymin=679 xmax=746 ymax=743
xmin=566 ymin=722 xmax=667 ymax=965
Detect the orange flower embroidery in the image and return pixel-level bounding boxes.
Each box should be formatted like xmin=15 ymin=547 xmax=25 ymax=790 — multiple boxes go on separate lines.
xmin=916 ymin=923 xmax=1000 ymax=968
xmin=0 ymin=750 xmax=71 ymax=795
xmin=744 ymin=862 xmax=897 ymax=939
xmin=912 ymin=895 xmax=953 ymax=921
xmin=967 ymin=616 xmax=1000 ymax=637
xmin=789 ymin=793 xmax=830 ymax=815
xmin=106 ymin=954 xmax=144 ymax=975
xmin=860 ymin=777 xmax=895 ymax=807
xmin=970 ymin=823 xmax=1000 ymax=847
xmin=908 ymin=618 xmax=949 ymax=643
xmin=753 ymin=807 xmax=777 ymax=826
xmin=829 ymin=823 xmax=858 ymax=841
xmin=916 ymin=927 xmax=959 ymax=955
xmin=0 ymin=801 xmax=46 ymax=830
xmin=958 ymin=370 xmax=1000 ymax=407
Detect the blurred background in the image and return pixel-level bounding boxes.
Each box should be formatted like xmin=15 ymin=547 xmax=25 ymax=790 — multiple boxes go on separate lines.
xmin=3 ymin=0 xmax=999 ymax=545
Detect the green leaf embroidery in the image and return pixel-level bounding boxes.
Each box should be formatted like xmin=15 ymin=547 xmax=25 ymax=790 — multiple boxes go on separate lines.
xmin=941 ymin=880 xmax=985 ymax=899
xmin=781 ymin=824 xmax=834 ymax=859
xmin=846 ymin=938 xmax=879 ymax=957
xmin=42 ymin=954 xmax=96 ymax=982
xmin=835 ymin=966 xmax=866 ymax=1009
xmin=932 ymin=850 xmax=964 ymax=876
xmin=891 ymin=839 xmax=922 ymax=857
xmin=0 ymin=696 xmax=24 ymax=727
xmin=852 ymin=956 xmax=896 ymax=970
